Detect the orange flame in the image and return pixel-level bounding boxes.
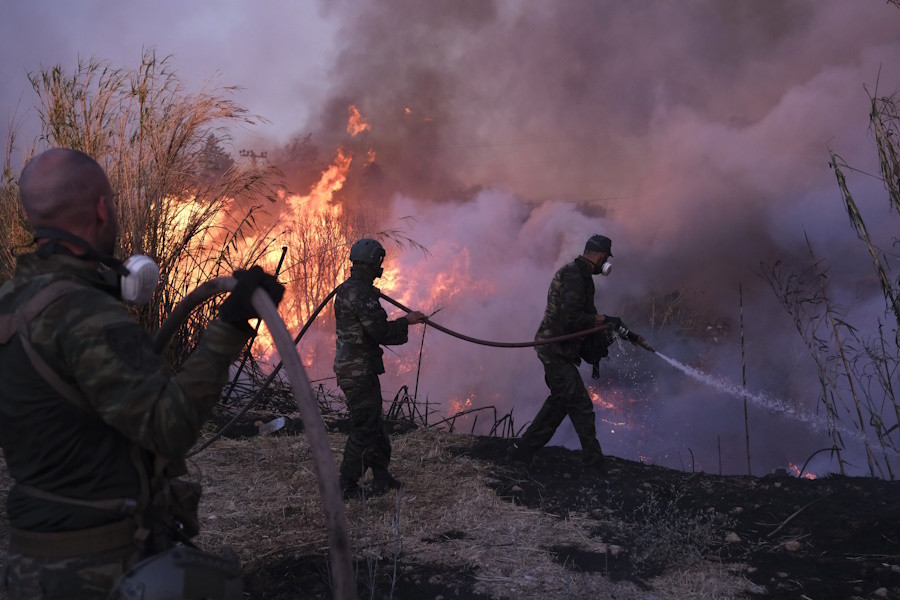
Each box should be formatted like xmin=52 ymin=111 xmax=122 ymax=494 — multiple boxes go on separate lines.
xmin=449 ymin=394 xmax=475 ymax=415
xmin=347 ymin=105 xmax=371 ymax=136
xmin=788 ymin=462 xmax=817 ymax=480
xmin=301 ymin=148 xmax=352 ymax=209
xmin=249 ymin=149 xmax=355 ymax=366
xmin=588 ymin=388 xmax=617 ymax=411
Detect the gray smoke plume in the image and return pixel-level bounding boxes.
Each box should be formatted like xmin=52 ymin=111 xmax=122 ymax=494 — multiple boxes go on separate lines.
xmin=280 ymin=0 xmax=900 ymax=476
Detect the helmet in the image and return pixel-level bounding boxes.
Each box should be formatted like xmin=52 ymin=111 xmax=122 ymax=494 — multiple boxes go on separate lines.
xmin=349 ymin=238 xmax=385 ymax=265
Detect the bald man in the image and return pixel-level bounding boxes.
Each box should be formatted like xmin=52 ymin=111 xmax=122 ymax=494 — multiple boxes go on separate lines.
xmin=0 ymin=148 xmax=279 ymax=598
xmin=19 ymin=148 xmax=119 ymax=256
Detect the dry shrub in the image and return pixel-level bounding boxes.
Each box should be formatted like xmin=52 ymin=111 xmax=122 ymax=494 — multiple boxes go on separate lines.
xmin=624 ymin=486 xmax=733 ymax=575
xmin=23 ymin=49 xmax=281 ymax=365
xmin=0 ymin=133 xmax=33 ymax=281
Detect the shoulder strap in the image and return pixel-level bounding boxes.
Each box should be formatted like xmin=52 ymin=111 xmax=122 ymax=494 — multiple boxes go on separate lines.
xmin=0 ymin=280 xmax=94 ymax=413
xmin=2 ymin=279 xmax=155 ymax=543
xmin=15 ymin=280 xmax=85 ymax=327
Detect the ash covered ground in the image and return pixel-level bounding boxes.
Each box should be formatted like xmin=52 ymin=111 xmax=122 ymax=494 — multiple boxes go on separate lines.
xmin=0 ymin=416 xmax=897 ymax=600
xmin=198 ymin=418 xmax=900 ymax=600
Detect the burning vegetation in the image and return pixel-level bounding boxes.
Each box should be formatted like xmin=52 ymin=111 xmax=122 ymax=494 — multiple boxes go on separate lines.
xmin=2 ymin=39 xmax=899 ymax=477
xmin=2 ymin=5 xmax=900 ymax=595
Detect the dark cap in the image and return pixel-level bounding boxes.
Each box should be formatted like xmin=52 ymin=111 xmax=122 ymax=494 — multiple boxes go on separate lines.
xmin=584 ymin=234 xmax=612 ymax=256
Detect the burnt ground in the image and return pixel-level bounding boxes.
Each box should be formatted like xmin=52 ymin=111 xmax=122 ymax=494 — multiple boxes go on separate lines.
xmin=462 ymin=438 xmax=900 ymax=600
xmin=225 ymin=421 xmax=900 ymax=600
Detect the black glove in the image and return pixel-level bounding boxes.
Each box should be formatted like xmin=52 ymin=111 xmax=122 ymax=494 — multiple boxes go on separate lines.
xmin=603 ymin=315 xmax=623 ymax=330
xmin=219 ymin=266 xmax=285 ymax=328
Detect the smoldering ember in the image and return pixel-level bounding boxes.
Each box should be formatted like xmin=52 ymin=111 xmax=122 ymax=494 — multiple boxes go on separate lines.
xmin=2 ymin=1 xmax=900 ymax=599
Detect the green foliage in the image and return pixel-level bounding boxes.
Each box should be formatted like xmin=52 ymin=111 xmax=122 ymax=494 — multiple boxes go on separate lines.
xmin=197 ymin=134 xmax=236 ymax=183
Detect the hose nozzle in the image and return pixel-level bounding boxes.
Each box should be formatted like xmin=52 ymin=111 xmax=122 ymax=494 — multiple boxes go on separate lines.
xmin=637 ymin=340 xmax=656 ymax=353
xmin=616 ymin=324 xmax=656 ymax=353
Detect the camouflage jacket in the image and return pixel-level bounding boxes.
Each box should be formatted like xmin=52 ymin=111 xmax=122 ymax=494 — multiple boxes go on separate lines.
xmin=534 ymin=255 xmax=598 ymax=363
xmin=333 ymin=265 xmax=409 ymax=379
xmin=0 ymin=252 xmax=251 ymax=532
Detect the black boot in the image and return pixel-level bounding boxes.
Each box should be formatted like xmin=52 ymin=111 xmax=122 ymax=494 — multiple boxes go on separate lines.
xmin=582 ymin=450 xmax=607 ymax=472
xmin=372 ymin=469 xmax=403 ymax=495
xmin=339 ymin=475 xmax=363 ymax=500
xmin=506 ymin=441 xmax=535 ymax=464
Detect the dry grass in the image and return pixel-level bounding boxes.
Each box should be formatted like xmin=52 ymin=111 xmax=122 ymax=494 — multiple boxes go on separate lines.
xmin=184 ymin=427 xmax=761 ymax=599
xmin=0 ymin=132 xmax=33 ymax=282
xmin=0 ymin=425 xmax=763 ymax=599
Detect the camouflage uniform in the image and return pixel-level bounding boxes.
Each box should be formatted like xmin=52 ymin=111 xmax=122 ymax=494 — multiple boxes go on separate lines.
xmin=0 ymin=252 xmax=251 ymax=598
xmin=520 ymin=256 xmax=605 ymax=463
xmin=333 ymin=264 xmax=409 ymax=484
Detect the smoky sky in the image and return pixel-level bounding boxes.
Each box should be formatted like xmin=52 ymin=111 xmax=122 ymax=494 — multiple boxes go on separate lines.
xmin=293 ymin=0 xmax=900 ymax=476
xmin=0 ymin=0 xmax=337 ymax=154
xmin=306 ymin=0 xmax=899 ymax=307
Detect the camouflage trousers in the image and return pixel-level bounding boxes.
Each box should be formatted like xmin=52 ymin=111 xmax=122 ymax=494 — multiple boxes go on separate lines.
xmin=337 ymin=372 xmax=392 ymax=482
xmin=3 ymin=545 xmax=140 ymax=599
xmin=520 ymin=353 xmax=604 ymax=462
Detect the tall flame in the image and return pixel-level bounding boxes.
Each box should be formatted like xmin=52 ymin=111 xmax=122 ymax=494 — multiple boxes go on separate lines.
xmin=302 ymin=148 xmax=352 ymax=209
xmin=250 ymin=148 xmax=355 ymax=367
xmin=347 ymin=105 xmax=371 ymax=136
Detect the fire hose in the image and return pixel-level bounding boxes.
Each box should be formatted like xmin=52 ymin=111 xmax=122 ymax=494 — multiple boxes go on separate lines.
xmin=377 ymin=292 xmax=656 ymax=352
xmin=180 ymin=284 xmax=656 ymax=460
xmin=153 ymin=278 xmax=355 ymax=600
xmin=153 ymin=279 xmax=656 ymax=600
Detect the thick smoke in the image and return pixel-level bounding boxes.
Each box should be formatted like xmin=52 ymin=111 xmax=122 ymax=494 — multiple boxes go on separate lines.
xmin=287 ymin=0 xmax=900 ymax=476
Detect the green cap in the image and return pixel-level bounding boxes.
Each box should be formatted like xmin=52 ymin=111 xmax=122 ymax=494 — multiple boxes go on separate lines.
xmin=584 ymin=234 xmax=612 ymax=256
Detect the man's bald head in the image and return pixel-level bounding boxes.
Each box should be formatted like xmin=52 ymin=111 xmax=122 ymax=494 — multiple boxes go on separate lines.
xmin=19 ymin=148 xmax=117 ymax=253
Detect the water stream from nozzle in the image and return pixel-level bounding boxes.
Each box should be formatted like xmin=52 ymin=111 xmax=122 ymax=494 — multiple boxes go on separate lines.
xmin=652 ymin=351 xmax=900 ymax=464
xmin=652 ymin=351 xmax=863 ymax=442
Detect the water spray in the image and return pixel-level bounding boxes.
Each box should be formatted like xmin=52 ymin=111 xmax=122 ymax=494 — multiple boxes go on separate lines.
xmin=651 ymin=349 xmax=886 ymax=453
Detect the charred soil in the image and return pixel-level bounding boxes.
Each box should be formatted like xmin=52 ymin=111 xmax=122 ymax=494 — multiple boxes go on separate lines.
xmin=464 ymin=437 xmax=900 ymax=600
xmin=1 ymin=424 xmax=898 ymax=600
xmin=204 ymin=419 xmax=899 ymax=600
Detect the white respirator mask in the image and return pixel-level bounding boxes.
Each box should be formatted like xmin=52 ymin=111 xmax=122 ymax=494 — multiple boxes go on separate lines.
xmin=119 ymin=254 xmax=160 ymax=305
xmin=599 ymin=258 xmax=612 ymax=276
xmin=590 ymin=257 xmax=612 ymax=276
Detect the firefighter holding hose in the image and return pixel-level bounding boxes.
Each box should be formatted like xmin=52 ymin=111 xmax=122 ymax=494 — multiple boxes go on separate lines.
xmin=509 ymin=234 xmax=645 ymax=468
xmin=334 ymin=238 xmax=426 ymax=500
xmin=0 ymin=148 xmax=283 ymax=598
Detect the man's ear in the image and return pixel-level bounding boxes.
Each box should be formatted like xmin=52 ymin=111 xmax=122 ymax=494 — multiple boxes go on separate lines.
xmin=95 ymin=192 xmax=118 ymax=235
xmin=95 ymin=194 xmax=109 ymax=225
